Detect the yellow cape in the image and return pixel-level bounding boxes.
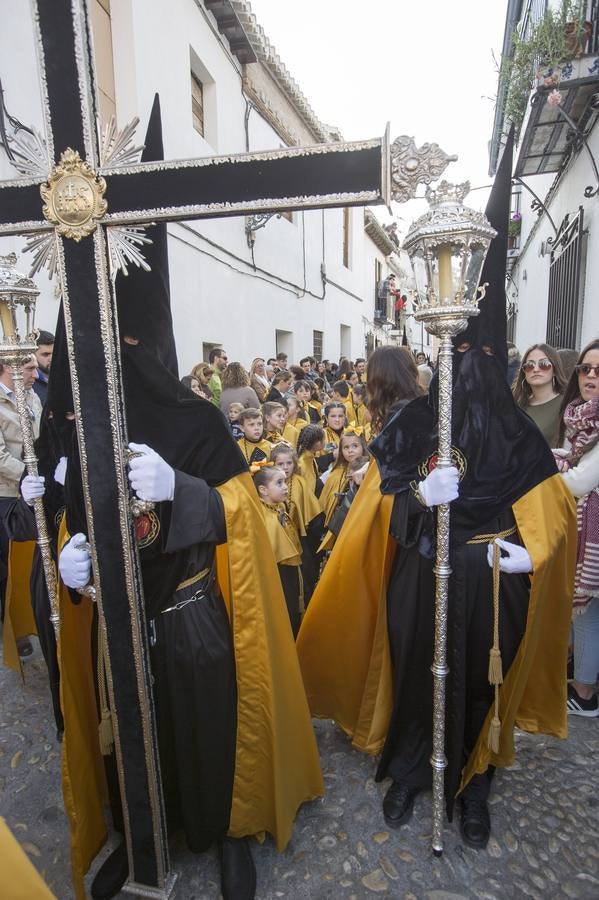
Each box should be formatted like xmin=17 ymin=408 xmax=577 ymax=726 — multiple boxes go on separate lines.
xmin=0 ymin=818 xmax=56 ymax=899
xmin=289 ymin=473 xmax=322 ymax=538
xmin=319 ymin=464 xmax=349 ymax=527
xmin=2 ymin=541 xmax=37 ymax=675
xmin=297 ymin=467 xmax=577 ymax=786
xmin=297 ymin=452 xmax=319 ymax=495
xmin=59 ymin=473 xmax=322 ymax=898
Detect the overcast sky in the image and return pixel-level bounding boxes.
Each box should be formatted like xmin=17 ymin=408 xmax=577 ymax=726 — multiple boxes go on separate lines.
xmin=250 ymin=0 xmax=508 ymax=226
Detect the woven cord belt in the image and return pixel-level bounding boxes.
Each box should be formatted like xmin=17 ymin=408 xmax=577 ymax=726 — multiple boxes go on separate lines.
xmin=467 ymin=525 xmax=518 ymax=754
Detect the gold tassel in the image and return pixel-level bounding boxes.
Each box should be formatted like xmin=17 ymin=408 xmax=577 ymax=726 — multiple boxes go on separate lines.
xmin=488 ymin=714 xmax=501 ymax=754
xmin=98 ymin=708 xmax=114 ymax=756
xmin=488 ymin=647 xmax=503 ymax=685
xmin=97 ymin=622 xmax=114 ymax=756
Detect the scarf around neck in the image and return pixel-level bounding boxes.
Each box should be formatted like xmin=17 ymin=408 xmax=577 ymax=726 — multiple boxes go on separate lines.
xmin=563 ymin=396 xmax=599 ymax=465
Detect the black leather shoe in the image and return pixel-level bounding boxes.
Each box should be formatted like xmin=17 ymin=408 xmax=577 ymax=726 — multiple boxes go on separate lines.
xmin=382 ymin=782 xmax=418 ymax=828
xmin=219 ymin=836 xmax=256 ymax=900
xmin=91 ymin=840 xmax=128 ymax=900
xmin=460 ymin=796 xmax=491 ymax=849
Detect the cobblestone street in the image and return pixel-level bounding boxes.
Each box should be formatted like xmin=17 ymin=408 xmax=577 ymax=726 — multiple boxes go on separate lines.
xmin=1 ymin=637 xmax=598 ymax=900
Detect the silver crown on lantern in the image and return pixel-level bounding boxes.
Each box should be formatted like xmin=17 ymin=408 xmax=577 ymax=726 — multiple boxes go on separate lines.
xmin=402 ymin=181 xmax=496 ymax=332
xmin=0 ymin=252 xmax=40 ymax=357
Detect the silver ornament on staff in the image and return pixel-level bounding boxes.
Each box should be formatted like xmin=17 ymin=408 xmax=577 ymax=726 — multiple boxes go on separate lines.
xmin=402 ymin=183 xmax=496 ymax=856
xmin=0 ymin=253 xmax=59 ymax=636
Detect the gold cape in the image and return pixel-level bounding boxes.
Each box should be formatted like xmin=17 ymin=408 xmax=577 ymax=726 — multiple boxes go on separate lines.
xmin=237 ymin=436 xmax=272 ymax=464
xmin=2 ymin=540 xmax=37 ymax=675
xmin=259 ymin=499 xmax=302 ymax=566
xmin=319 ymin=463 xmax=349 ymax=527
xmin=289 ymin=473 xmax=322 ymax=538
xmin=297 ymin=451 xmax=319 ymax=495
xmin=58 ymin=473 xmax=323 ymax=898
xmin=0 ymin=817 xmax=56 ymax=899
xmin=297 ymin=466 xmax=577 ymax=786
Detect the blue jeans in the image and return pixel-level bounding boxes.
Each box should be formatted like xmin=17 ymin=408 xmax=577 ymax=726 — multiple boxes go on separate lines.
xmin=573 ymin=597 xmax=599 ymax=685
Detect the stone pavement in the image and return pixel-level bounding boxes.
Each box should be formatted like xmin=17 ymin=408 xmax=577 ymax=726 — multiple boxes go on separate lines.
xmin=1 ymin=636 xmax=598 ymax=899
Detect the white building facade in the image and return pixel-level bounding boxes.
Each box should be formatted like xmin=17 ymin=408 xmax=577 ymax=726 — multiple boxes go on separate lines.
xmin=1 ymin=0 xmax=409 ymax=373
xmin=491 ymin=0 xmax=599 ymax=354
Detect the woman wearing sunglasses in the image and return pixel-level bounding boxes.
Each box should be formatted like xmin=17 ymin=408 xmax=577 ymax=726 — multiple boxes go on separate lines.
xmin=513 ymin=343 xmax=567 ymax=446
xmin=555 ymin=338 xmax=599 ymax=717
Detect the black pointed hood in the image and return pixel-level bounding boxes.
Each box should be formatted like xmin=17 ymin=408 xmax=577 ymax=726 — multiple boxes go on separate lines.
xmin=115 ymin=94 xmax=178 ymax=377
xmin=454 ymin=126 xmax=515 ymax=374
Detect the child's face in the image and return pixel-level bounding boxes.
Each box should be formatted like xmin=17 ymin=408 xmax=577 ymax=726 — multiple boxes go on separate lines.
xmin=327 ymin=408 xmax=346 ymax=431
xmin=275 ymin=455 xmax=294 ymax=479
xmin=353 ymin=392 xmax=363 ymax=406
xmin=229 ymin=403 xmax=244 ymax=422
xmin=267 ymin=408 xmax=287 ymax=431
xmin=349 ymin=373 xmax=359 ymax=386
xmin=242 ymin=417 xmax=264 ymax=441
xmin=295 ymin=385 xmax=310 ymax=402
xmin=311 ymin=438 xmax=324 ymax=453
xmin=287 ymin=399 xmax=299 ymax=418
xmin=261 ymin=470 xmax=288 ymax=504
xmin=341 ymin=435 xmax=363 ymax=464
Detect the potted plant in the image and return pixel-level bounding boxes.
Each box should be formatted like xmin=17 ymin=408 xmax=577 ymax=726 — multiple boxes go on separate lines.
xmin=501 ymin=0 xmax=590 ymax=134
xmin=508 ymin=212 xmax=522 ymax=249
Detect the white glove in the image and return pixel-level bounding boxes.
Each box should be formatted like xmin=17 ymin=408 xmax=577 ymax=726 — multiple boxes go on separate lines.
xmin=59 ymin=533 xmax=92 ymax=589
xmin=418 ymin=465 xmax=459 ymax=507
xmin=54 ymin=456 xmax=68 ymax=485
xmin=127 ymin=442 xmax=175 ymax=502
xmin=487 ymin=538 xmax=533 ymax=574
xmin=21 ymin=474 xmax=45 ymax=506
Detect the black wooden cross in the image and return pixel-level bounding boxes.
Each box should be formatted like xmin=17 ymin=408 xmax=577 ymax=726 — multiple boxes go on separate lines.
xmin=0 ymin=1 xmax=454 ymax=895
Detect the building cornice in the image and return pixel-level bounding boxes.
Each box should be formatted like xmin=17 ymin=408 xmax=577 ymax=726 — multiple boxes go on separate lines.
xmin=364 ymin=208 xmax=397 ymax=256
xmin=232 ymin=1 xmax=339 ymax=143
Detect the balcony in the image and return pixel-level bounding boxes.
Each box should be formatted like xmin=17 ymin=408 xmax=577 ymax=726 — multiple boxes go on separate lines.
xmin=515 ymin=52 xmax=599 ymax=177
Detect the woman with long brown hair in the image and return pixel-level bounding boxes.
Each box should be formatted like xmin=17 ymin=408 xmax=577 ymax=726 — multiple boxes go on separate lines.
xmin=219 ymin=362 xmax=260 ymax=414
xmin=512 ymin=343 xmax=567 ymax=446
xmin=554 ymin=338 xmax=599 ymax=717
xmin=366 ymin=345 xmax=423 ymax=434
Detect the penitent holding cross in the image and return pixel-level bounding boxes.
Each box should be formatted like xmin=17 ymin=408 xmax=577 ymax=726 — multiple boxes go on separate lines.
xmin=0 ymin=1 xmax=456 ymax=895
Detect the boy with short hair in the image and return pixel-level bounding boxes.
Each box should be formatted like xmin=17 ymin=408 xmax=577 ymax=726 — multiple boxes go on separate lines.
xmin=237 ymin=408 xmax=272 ymax=464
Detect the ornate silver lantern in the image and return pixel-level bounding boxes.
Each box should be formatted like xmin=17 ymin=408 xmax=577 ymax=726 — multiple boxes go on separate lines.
xmin=0 ymin=253 xmax=59 ymax=634
xmin=403 ymin=183 xmax=496 ymax=857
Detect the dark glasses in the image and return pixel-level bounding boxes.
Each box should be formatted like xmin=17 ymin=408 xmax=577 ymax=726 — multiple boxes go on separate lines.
xmin=522 ymin=358 xmax=552 ymax=372
xmin=576 ymin=364 xmax=599 ymax=377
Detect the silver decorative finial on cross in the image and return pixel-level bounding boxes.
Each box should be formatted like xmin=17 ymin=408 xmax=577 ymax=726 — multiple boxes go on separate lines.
xmin=390 ymin=136 xmax=458 ymax=204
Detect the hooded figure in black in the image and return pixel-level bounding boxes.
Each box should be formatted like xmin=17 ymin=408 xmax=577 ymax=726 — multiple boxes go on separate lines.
xmin=55 ymin=96 xmax=256 ymax=900
xmin=370 ymin=128 xmax=562 ymax=844
xmin=299 ymin=128 xmax=574 ymax=853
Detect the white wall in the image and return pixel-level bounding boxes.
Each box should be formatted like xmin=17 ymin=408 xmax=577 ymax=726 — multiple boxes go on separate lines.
xmin=510 ymin=125 xmax=599 ymax=353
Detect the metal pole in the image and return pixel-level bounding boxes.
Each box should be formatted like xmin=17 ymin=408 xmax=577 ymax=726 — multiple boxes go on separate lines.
xmin=10 ymin=361 xmax=59 ymax=635
xmin=430 ymin=331 xmax=453 ymax=857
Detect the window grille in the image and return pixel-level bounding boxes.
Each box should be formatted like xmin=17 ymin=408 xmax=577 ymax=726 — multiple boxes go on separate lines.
xmin=546 ymin=207 xmax=586 ymax=350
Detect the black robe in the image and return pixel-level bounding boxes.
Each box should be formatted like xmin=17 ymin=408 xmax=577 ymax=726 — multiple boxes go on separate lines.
xmin=146 ymin=471 xmax=237 ymax=851
xmin=376 ymin=493 xmax=529 ymax=814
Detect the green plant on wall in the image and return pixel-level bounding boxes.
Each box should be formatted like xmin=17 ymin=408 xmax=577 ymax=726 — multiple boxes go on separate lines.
xmin=502 ymin=0 xmax=588 ymax=134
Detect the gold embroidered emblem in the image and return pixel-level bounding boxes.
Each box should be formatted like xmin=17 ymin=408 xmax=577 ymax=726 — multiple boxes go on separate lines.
xmin=40 ymin=148 xmax=107 ymax=240
xmin=418 ymin=447 xmax=467 ymax=480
